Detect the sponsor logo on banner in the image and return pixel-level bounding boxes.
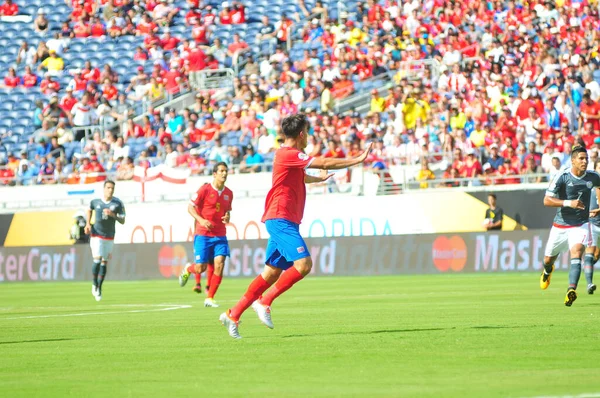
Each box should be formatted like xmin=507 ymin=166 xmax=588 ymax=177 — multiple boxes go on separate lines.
xmin=473 ymin=233 xmax=569 ymax=272
xmin=431 ymin=236 xmax=467 ymax=272
xmin=157 ymin=244 xmax=189 ymax=278
xmin=0 ymin=248 xmax=76 ymax=282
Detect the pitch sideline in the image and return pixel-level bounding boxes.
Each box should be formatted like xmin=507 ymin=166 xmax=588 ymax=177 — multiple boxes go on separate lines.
xmin=0 ymin=304 xmax=192 ymax=320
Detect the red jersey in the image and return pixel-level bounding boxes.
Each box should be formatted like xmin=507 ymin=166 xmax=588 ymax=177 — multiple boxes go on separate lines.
xmin=190 ymin=183 xmax=233 ymax=237
xmin=4 ymin=76 xmax=19 ymax=88
xmin=261 ymin=146 xmax=313 ymax=224
xmin=0 ymin=3 xmax=18 ymax=16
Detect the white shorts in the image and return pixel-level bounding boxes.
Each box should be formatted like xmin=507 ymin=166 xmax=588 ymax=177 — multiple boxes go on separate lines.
xmin=90 ymin=237 xmax=114 ymax=260
xmin=544 ymin=223 xmax=592 ymax=257
xmin=592 ymin=224 xmax=600 ymax=247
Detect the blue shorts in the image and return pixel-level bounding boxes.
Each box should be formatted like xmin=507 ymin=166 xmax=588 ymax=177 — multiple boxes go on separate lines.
xmin=265 ymin=219 xmax=310 ymax=270
xmin=193 ymin=235 xmax=230 ymax=264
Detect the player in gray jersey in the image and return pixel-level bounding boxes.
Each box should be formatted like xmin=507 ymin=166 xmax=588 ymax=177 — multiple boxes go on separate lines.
xmin=84 ymin=180 xmax=126 ymax=301
xmin=585 ymin=160 xmax=600 ymax=295
xmin=541 ymin=146 xmax=600 ymax=306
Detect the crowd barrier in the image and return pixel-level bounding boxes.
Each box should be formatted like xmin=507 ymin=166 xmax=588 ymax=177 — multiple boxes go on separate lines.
xmin=0 ymin=230 xmax=577 ymax=283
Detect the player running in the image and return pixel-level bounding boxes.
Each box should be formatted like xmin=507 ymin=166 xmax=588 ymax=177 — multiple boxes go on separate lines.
xmin=219 ymin=114 xmax=372 ymax=339
xmin=540 ymin=145 xmax=600 ymax=306
xmin=184 ymin=259 xmax=215 ymax=295
xmin=179 ymin=162 xmax=233 ymax=308
xmin=85 ymin=180 xmax=126 ymax=302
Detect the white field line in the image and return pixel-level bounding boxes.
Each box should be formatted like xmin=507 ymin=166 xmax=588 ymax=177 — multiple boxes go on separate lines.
xmin=521 ymin=393 xmax=600 ymax=398
xmin=0 ymin=304 xmax=192 ymax=320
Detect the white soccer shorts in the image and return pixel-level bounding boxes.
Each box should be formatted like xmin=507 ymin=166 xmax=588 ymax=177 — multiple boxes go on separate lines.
xmin=544 ymin=223 xmax=592 ymax=257
xmin=90 ymin=237 xmax=114 ymax=260
xmin=591 ymin=224 xmax=600 ymax=247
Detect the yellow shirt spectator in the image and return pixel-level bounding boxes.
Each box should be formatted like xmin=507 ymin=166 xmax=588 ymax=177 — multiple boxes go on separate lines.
xmin=348 ymin=27 xmax=367 ymax=47
xmin=450 ymin=110 xmax=467 ymax=130
xmin=370 ymin=93 xmax=386 ymax=113
xmin=402 ymin=98 xmax=426 ymax=129
xmin=41 ymin=53 xmax=64 ymax=73
xmin=416 ymin=167 xmax=435 ymax=188
xmin=469 ymin=129 xmax=487 ymax=147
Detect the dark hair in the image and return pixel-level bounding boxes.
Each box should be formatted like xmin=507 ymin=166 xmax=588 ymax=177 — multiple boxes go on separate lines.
xmin=104 ymin=180 xmax=115 ymax=187
xmin=488 ymin=193 xmax=496 ymax=199
xmin=213 ymin=162 xmax=228 ymax=174
xmin=571 ymin=145 xmax=587 ymax=159
xmin=281 ymin=114 xmax=309 ymax=139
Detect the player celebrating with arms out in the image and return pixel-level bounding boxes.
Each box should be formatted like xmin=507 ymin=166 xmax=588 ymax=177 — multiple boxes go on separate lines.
xmin=85 ymin=180 xmax=126 ymax=302
xmin=220 ymin=114 xmax=372 ymax=339
xmin=179 ymin=162 xmax=233 ymax=308
xmin=541 ymin=145 xmax=600 ymax=306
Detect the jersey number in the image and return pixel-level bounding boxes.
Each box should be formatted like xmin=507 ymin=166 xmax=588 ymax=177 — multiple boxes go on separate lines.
xmin=216 ymin=203 xmax=221 ymax=212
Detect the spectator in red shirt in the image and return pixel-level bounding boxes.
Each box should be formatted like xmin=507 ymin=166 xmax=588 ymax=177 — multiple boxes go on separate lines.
xmin=219 ymin=2 xmax=232 ymax=24
xmin=60 ymin=87 xmax=78 ymax=113
xmin=188 ymin=148 xmax=206 ymax=175
xmin=40 ymin=73 xmax=60 ymax=95
xmin=73 ymin=16 xmax=91 ymax=38
xmin=227 ymin=33 xmax=248 ymax=66
xmin=125 ymin=119 xmax=144 ymax=139
xmin=229 ymin=2 xmax=246 ymax=24
xmin=22 ymin=66 xmax=39 ymax=88
xmin=3 ymin=67 xmax=20 ymax=88
xmin=185 ymin=7 xmax=202 ymax=25
xmin=82 ymin=61 xmax=101 ymax=83
xmin=460 ymin=149 xmax=483 ymax=179
xmin=184 ymin=121 xmax=202 ymax=143
xmin=102 ymin=79 xmax=118 ymax=102
xmin=201 ymin=115 xmax=221 ymax=141
xmin=89 ymin=16 xmax=106 ymax=37
xmin=324 ymin=141 xmax=345 ymax=158
xmin=160 ymin=29 xmax=180 ymax=50
xmin=136 ymin=13 xmax=158 ymax=36
xmin=133 ymin=46 xmax=148 ymax=61
xmin=580 ymin=92 xmax=600 ymax=133
xmin=0 ymin=0 xmax=18 ymax=16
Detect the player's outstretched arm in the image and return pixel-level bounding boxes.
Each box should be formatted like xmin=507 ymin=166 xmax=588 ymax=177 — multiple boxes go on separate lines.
xmin=305 ymin=170 xmax=334 ymax=184
xmin=308 ymin=142 xmax=373 ymax=171
xmin=544 ymin=195 xmax=584 ymax=209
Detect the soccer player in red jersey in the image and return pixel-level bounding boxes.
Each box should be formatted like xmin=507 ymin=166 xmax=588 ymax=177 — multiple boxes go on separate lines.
xmin=219 ymin=114 xmax=372 ymax=338
xmin=179 ymin=162 xmax=233 ymax=307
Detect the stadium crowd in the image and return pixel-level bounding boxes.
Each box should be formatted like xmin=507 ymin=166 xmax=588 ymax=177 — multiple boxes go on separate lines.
xmin=0 ymin=0 xmax=599 ymax=189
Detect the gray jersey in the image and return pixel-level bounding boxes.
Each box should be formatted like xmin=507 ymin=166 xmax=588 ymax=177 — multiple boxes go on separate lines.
xmin=546 ymin=169 xmax=600 ymax=226
xmin=591 ymin=189 xmax=600 ymax=227
xmin=90 ymin=197 xmax=125 ymax=239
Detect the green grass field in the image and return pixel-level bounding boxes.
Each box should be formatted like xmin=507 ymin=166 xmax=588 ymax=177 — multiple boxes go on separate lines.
xmin=1 ymin=273 xmax=600 ymax=398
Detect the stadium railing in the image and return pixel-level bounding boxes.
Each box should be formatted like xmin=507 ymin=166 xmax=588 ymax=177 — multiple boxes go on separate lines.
xmin=368 ymin=169 xmax=551 ymax=195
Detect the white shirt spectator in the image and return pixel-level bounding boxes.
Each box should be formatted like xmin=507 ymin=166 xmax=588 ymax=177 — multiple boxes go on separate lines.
xmin=586 ymin=80 xmax=600 ymax=102
xmin=18 ymin=46 xmax=37 ymax=67
xmin=257 ymin=133 xmax=275 ymax=154
xmin=165 ymin=150 xmax=179 ymax=167
xmin=46 ymin=38 xmax=66 ymax=55
xmin=263 ymin=107 xmax=280 ymax=130
xmin=71 ymin=102 xmax=96 ymax=126
xmin=113 ymin=144 xmax=130 ymax=160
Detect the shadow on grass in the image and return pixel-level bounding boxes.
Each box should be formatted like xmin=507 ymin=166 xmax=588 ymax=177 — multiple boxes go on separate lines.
xmin=0 ymin=338 xmax=77 ymax=345
xmin=282 ymin=327 xmax=452 ymax=338
xmin=282 ymin=324 xmax=544 ymax=338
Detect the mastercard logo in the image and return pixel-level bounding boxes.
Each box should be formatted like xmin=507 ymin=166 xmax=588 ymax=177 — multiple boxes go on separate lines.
xmin=158 ymin=244 xmax=189 ymax=278
xmin=431 ymin=236 xmax=467 ymax=272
